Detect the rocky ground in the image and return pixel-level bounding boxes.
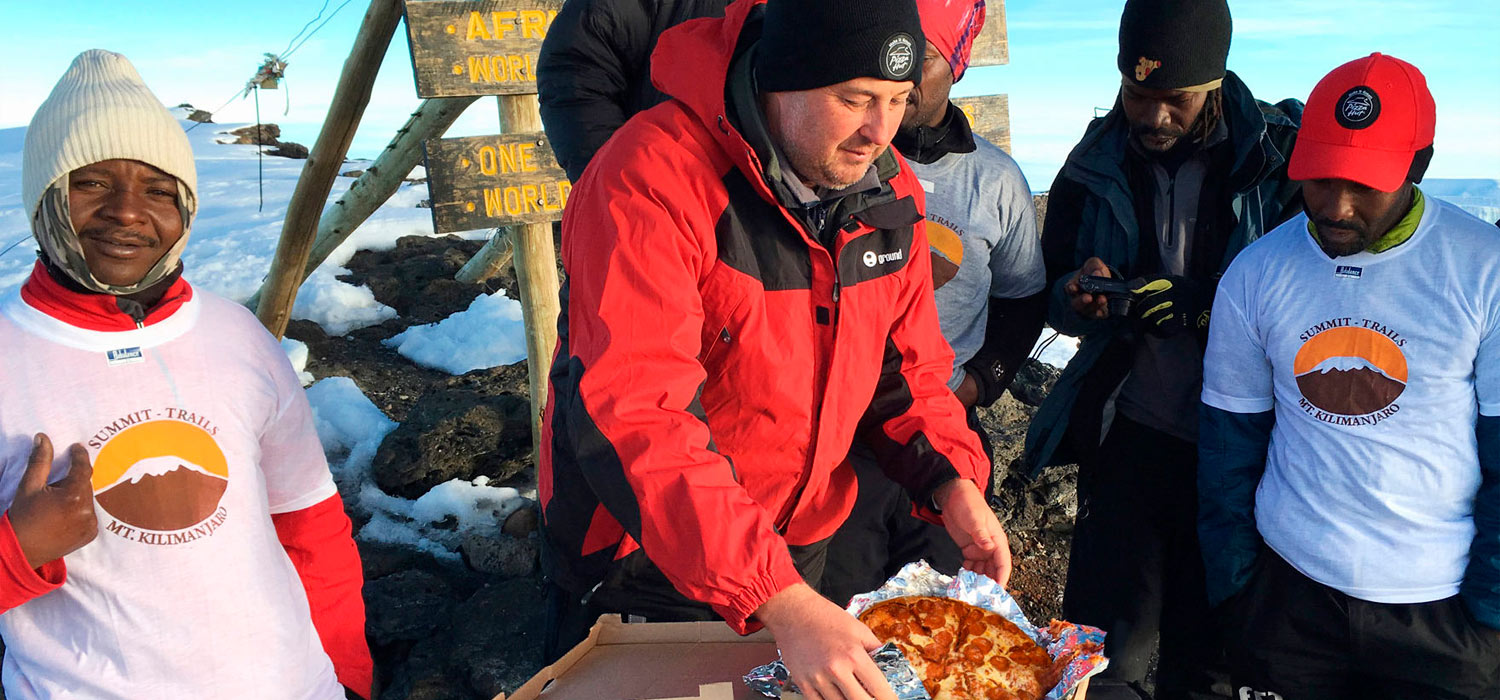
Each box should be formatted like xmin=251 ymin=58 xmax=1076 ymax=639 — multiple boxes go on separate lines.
xmin=281 ymin=233 xmax=1081 ymax=700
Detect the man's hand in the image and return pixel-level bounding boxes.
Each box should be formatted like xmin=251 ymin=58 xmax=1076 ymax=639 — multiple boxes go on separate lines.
xmin=934 ymin=479 xmax=1012 ymax=587
xmin=10 ymin=434 xmax=98 ymax=569
xmin=755 ymin=583 xmax=896 ymax=700
xmin=954 ymin=372 xmax=980 ymax=409
xmin=1063 ymin=257 xmax=1114 ymax=320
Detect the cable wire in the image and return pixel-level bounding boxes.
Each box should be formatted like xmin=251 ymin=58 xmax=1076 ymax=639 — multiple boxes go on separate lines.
xmin=282 ymin=0 xmax=359 ymax=60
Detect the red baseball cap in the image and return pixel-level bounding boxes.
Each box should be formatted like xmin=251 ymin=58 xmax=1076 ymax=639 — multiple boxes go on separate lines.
xmin=1288 ymin=53 xmax=1436 ymax=192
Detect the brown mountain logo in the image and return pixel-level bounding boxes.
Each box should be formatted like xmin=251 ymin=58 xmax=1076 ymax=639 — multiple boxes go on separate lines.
xmin=1293 ymin=326 xmax=1408 ymax=416
xmin=96 ymin=458 xmax=228 ymax=531
xmin=1295 ymin=359 xmax=1406 ymax=416
xmin=91 ymin=419 xmax=231 ymax=533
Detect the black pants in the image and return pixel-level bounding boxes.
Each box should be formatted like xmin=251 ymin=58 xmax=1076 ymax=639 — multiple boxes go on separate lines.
xmin=1063 ymin=415 xmax=1216 ymax=700
xmin=542 ymin=538 xmax=830 ymax=663
xmin=819 ymin=408 xmax=988 ymax=606
xmin=1227 ymin=550 xmax=1500 ymax=700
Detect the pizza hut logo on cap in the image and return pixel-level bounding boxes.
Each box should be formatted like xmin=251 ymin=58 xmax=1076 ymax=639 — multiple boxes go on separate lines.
xmin=882 ymin=33 xmax=915 ymax=81
xmin=1336 ymin=86 xmax=1381 ymax=129
xmin=1135 ymin=56 xmax=1162 ymax=81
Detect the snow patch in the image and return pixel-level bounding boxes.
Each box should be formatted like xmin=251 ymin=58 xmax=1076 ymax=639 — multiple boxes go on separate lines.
xmin=304 ymin=377 xmax=529 ymax=559
xmin=384 ymin=291 xmax=528 ymax=374
xmin=281 ymin=337 xmax=314 ymax=386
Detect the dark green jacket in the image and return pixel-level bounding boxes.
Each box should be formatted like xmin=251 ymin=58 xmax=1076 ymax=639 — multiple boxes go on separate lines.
xmin=1022 ymin=71 xmax=1302 ymax=476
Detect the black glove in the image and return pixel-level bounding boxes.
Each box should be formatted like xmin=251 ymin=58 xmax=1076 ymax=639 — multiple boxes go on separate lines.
xmin=1127 ymin=275 xmax=1207 ymax=338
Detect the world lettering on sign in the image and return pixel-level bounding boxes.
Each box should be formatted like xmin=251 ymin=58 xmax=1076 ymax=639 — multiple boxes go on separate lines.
xmin=404 ymin=0 xmax=564 ymax=98
xmin=425 ymin=132 xmax=572 ymax=231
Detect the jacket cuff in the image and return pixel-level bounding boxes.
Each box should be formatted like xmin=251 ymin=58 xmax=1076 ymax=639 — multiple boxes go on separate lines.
xmin=719 ymin=552 xmax=806 ymax=635
xmin=0 ymin=513 xmax=66 ymax=611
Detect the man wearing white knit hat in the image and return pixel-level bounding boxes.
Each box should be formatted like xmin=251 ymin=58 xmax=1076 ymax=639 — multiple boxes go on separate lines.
xmin=0 ymin=50 xmax=373 ymax=699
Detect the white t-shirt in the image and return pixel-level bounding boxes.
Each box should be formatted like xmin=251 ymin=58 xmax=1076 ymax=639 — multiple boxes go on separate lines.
xmin=1203 ymin=196 xmax=1500 ymax=604
xmin=0 ymin=288 xmax=342 ymax=699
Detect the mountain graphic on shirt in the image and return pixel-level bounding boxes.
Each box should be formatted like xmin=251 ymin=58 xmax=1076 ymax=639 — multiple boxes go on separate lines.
xmin=96 ymin=456 xmax=228 ymax=531
xmin=90 ymin=419 xmax=231 ymax=533
xmin=1293 ymin=325 xmax=1408 ymax=416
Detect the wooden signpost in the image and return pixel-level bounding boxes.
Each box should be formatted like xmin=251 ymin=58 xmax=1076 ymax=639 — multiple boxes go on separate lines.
xmin=425 ymin=133 xmax=571 ymax=232
xmin=968 ymin=0 xmax=1009 ymax=68
xmin=405 ymin=0 xmax=566 ymax=454
xmin=405 ymin=0 xmax=562 ymax=98
xmin=952 ymin=95 xmax=1012 ymax=153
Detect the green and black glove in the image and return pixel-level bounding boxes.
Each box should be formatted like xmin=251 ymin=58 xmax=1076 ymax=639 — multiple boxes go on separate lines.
xmin=1128 ymin=275 xmax=1208 ymax=338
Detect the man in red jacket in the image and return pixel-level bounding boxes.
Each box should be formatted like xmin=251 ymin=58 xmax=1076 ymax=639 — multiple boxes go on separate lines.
xmin=540 ymin=1 xmax=1010 ymax=697
xmin=0 ymin=50 xmax=371 ymax=699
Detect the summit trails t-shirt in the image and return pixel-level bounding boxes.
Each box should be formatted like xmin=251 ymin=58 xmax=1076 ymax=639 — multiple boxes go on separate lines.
xmin=910 ymin=135 xmax=1045 ymax=389
xmin=0 ymin=289 xmax=342 ymax=700
xmin=1202 ymin=196 xmax=1500 ymax=603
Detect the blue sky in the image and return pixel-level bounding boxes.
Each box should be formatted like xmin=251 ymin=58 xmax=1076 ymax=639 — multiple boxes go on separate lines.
xmin=3 ymin=0 xmax=1497 ymax=190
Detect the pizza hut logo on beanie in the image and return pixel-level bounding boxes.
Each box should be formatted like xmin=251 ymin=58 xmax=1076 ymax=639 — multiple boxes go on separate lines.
xmin=1336 ymin=86 xmax=1381 ymax=129
xmin=882 ymin=33 xmax=916 ymax=80
xmin=756 ymin=0 xmax=926 ymax=93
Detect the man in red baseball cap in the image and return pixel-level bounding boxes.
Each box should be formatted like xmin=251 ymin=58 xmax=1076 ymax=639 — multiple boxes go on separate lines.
xmin=1199 ymin=53 xmax=1500 ymax=698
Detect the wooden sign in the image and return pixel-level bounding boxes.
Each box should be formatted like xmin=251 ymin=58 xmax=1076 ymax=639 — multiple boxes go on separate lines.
xmin=425 ymin=132 xmax=571 ymax=232
xmin=952 ymin=95 xmax=1011 ymax=154
xmin=404 ymin=0 xmax=564 ymax=98
xmin=968 ymin=0 xmax=1009 ymax=67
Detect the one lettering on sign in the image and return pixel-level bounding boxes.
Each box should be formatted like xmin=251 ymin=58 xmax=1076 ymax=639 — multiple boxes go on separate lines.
xmin=425 ymin=132 xmax=572 ymax=232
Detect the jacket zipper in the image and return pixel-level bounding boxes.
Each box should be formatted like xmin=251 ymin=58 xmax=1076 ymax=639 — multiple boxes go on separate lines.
xmin=773 ymin=243 xmax=845 ymax=534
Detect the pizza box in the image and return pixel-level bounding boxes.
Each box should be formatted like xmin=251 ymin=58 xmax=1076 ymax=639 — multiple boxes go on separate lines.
xmin=496 ymin=615 xmax=1090 ymax=700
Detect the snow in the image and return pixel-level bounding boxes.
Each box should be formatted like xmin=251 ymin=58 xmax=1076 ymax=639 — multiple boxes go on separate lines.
xmin=383 ymin=291 xmax=529 ymax=374
xmin=280 ymin=337 xmax=314 ymax=386
xmin=1032 ymin=330 xmax=1078 ymax=370
xmin=305 ymin=376 xmax=529 ymax=558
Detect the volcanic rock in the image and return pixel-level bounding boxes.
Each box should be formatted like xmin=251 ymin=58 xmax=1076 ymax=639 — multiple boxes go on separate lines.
xmin=371 ymin=388 xmax=532 ymax=498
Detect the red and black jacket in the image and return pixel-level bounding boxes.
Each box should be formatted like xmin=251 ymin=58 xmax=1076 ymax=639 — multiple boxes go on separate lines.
xmin=539 ymin=0 xmax=990 ymax=633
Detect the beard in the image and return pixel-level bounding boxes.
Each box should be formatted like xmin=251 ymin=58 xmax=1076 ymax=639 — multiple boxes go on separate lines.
xmin=1310 ymin=215 xmax=1378 ymax=257
xmin=783 ymin=140 xmax=882 ymax=190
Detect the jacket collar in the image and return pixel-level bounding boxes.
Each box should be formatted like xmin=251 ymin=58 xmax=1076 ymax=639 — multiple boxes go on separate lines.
xmin=892 ymin=102 xmax=977 ymax=165
xmin=19 ymin=259 xmax=193 ymax=332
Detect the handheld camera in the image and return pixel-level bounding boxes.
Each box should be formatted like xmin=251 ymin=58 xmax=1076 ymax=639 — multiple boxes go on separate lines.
xmin=1076 ymin=275 xmax=1136 ymax=318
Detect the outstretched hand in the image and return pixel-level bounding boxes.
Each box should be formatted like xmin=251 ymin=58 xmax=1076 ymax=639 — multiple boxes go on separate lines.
xmin=935 ymin=479 xmax=1012 ymax=587
xmin=9 ymin=434 xmax=98 ymax=569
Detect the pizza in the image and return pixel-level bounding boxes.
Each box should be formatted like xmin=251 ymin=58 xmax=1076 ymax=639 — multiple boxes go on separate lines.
xmin=858 ymin=596 xmax=1055 ymax=700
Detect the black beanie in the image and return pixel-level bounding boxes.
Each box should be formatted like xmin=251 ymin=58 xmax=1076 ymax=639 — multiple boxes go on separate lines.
xmin=1117 ymin=0 xmax=1231 ymax=91
xmin=755 ymin=0 xmax=925 ymax=93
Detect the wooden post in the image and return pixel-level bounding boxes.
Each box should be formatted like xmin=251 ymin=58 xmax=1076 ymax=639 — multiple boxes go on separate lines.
xmin=455 ymin=228 xmax=514 ymax=283
xmin=498 ymin=94 xmax=560 ymax=455
xmin=254 ymin=0 xmax=404 ymax=337
xmin=245 ymin=95 xmax=479 ymax=311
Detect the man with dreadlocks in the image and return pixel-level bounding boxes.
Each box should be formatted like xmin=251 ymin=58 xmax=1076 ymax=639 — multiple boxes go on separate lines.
xmin=1020 ymin=1 xmax=1302 ymax=698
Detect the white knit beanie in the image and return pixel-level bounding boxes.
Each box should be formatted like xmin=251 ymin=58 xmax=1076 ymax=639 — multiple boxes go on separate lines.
xmin=23 ymin=49 xmax=198 ymax=294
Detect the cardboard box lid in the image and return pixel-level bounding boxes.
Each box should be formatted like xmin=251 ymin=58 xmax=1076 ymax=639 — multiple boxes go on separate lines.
xmin=499 ymin=615 xmax=1089 ymax=700
xmin=499 ymin=616 xmax=790 ymax=700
